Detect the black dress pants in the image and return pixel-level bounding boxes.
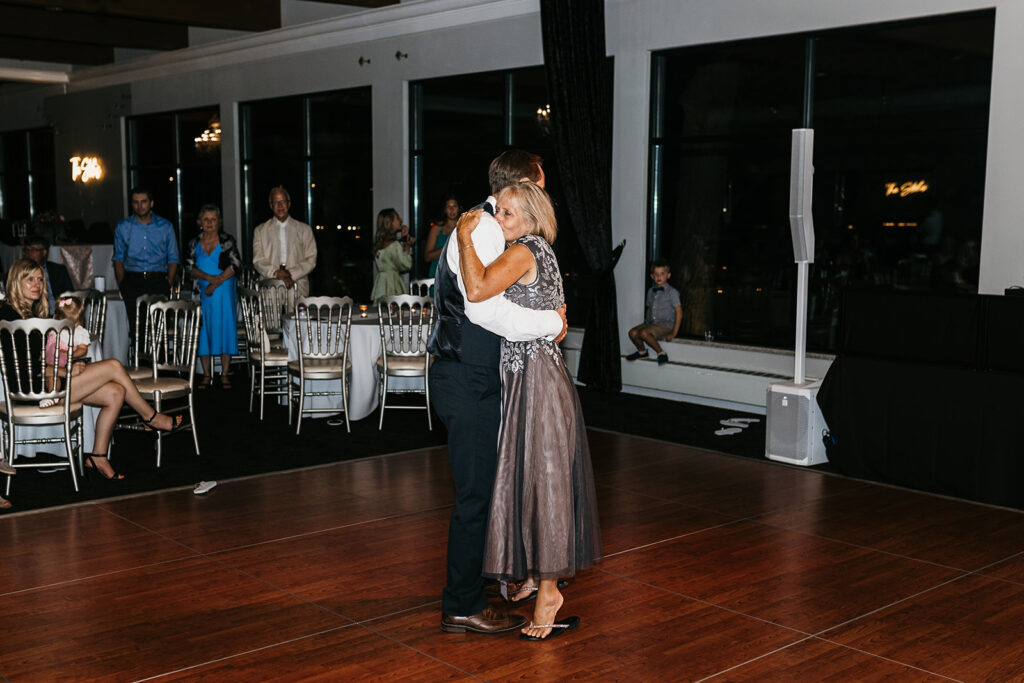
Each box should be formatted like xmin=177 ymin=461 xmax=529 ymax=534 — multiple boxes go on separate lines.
xmin=429 ymin=358 xmax=501 ymax=617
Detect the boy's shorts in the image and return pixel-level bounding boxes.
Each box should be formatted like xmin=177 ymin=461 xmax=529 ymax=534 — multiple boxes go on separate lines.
xmin=639 ymin=322 xmax=673 ymax=340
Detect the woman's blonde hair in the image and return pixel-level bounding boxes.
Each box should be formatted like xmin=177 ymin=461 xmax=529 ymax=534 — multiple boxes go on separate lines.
xmin=54 ymin=296 xmax=84 ymax=327
xmin=374 ymin=208 xmax=400 ymax=254
xmin=6 ymin=258 xmax=49 ymax=318
xmin=496 ymin=181 xmax=558 ymax=245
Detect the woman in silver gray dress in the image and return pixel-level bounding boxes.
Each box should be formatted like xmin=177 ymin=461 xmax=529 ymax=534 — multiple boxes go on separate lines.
xmin=456 ymin=181 xmax=602 ymax=641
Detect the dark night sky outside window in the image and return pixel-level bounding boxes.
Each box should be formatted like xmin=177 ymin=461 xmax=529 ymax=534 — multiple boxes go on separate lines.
xmin=649 ymin=10 xmax=993 ymax=352
xmin=127 ymin=106 xmax=222 ymax=258
xmin=241 ymin=87 xmax=372 ymax=299
xmin=410 ymin=65 xmax=588 ymax=324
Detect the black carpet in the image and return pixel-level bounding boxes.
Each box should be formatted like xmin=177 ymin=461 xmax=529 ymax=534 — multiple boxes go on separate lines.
xmin=3 ymin=381 xmax=447 ymax=514
xmin=576 ymin=388 xmax=766 ymax=460
xmin=2 ymin=381 xmax=767 ymax=515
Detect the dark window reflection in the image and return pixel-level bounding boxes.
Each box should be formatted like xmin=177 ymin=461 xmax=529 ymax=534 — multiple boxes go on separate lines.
xmin=241 ymin=87 xmax=372 ymax=298
xmin=127 ymin=106 xmax=221 ymax=255
xmin=411 ymin=66 xmax=593 ymax=325
xmin=0 ymin=128 xmax=57 ymax=240
xmin=651 ymin=10 xmax=993 ymax=352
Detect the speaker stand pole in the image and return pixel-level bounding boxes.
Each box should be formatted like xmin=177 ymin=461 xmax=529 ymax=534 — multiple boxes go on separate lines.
xmin=794 ymin=260 xmax=808 ymax=385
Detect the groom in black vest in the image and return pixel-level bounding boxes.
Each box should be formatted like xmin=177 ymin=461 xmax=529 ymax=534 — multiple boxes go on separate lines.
xmin=429 ymin=150 xmax=566 ymax=633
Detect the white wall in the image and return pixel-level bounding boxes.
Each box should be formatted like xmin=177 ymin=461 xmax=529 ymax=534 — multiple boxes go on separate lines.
xmin=1 ymin=0 xmax=1022 ymax=408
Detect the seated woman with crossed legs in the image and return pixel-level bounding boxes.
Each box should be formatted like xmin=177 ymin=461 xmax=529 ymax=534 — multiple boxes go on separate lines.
xmin=0 ymin=259 xmax=181 ymax=481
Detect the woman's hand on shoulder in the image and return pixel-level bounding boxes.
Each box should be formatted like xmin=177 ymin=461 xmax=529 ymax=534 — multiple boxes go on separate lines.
xmin=456 ymin=209 xmax=482 ymax=236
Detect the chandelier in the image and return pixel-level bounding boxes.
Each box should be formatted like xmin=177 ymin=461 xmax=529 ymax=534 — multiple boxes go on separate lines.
xmin=536 ymin=104 xmax=552 ymax=136
xmin=194 ymin=115 xmax=222 ymax=151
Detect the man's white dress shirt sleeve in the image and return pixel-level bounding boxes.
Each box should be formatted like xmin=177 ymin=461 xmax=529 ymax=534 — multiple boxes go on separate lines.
xmin=448 ymin=201 xmax=562 ymax=342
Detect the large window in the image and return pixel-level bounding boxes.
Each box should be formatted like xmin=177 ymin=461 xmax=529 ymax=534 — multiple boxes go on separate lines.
xmin=0 ymin=127 xmax=56 ymax=234
xmin=649 ymin=10 xmax=993 ymax=351
xmin=241 ymin=87 xmax=372 ymax=298
xmin=127 ymin=107 xmax=222 ymax=256
xmin=410 ymin=66 xmax=587 ymax=323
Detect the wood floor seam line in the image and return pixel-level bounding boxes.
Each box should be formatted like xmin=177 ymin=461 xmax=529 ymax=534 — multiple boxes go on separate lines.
xmin=199 ymin=553 xmax=361 ymax=624
xmin=804 ymin=637 xmax=967 ymax=682
xmin=131 ymin=623 xmax=359 ymax=682
xmin=694 ymin=635 xmax=819 ymax=682
xmin=812 ymin=571 xmax=975 ymax=639
xmin=0 ymin=553 xmax=200 ymax=598
xmin=347 ymin=622 xmax=489 ymax=682
xmin=601 ymin=517 xmax=748 ymax=558
xmin=593 ymin=567 xmax=816 ymax=637
xmin=201 ymin=506 xmax=441 ymax=556
xmin=747 ymin=518 xmax=990 ymax=573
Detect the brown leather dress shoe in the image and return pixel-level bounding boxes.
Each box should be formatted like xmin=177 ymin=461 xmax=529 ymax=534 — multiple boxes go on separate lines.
xmin=440 ymin=606 xmax=528 ymax=634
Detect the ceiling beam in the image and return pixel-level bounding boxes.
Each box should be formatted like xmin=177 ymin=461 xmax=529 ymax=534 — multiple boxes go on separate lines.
xmin=0 ymin=0 xmax=281 ymax=31
xmin=306 ymin=0 xmax=400 ymax=6
xmin=0 ymin=36 xmax=113 ymax=65
xmin=0 ymin=65 xmax=70 ymax=84
xmin=0 ymin=5 xmax=189 ymax=51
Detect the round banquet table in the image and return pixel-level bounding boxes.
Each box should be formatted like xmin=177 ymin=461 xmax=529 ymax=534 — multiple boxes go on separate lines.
xmin=281 ymin=312 xmax=424 ymax=421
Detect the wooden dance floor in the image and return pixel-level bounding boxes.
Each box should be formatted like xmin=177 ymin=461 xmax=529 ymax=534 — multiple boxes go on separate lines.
xmin=2 ymin=430 xmax=1024 ymax=680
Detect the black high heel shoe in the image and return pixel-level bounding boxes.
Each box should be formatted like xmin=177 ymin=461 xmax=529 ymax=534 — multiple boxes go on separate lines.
xmin=143 ymin=410 xmax=184 ymax=432
xmin=84 ymin=454 xmax=125 ymax=481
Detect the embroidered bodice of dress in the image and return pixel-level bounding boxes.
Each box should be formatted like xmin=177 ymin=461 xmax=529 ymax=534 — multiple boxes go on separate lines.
xmin=500 ymin=234 xmax=564 ymax=374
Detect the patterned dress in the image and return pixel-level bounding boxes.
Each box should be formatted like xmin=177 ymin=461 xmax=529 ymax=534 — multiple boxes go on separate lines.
xmin=482 ymin=234 xmax=603 ymax=581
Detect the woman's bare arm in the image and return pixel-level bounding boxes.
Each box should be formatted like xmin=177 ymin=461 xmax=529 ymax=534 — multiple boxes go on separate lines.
xmin=455 ymin=210 xmax=534 ymax=302
xmin=423 ymin=223 xmax=443 ymax=262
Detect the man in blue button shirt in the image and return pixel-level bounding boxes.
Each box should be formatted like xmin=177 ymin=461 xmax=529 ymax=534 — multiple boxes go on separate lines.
xmin=113 ymin=186 xmax=180 ymax=342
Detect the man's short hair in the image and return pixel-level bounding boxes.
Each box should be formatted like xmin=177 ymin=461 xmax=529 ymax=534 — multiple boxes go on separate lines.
xmin=488 ymin=150 xmax=543 ymax=195
xmin=23 ymin=233 xmax=49 ymax=251
xmin=129 ymin=186 xmax=153 ymax=201
xmin=269 ymin=186 xmax=291 ymax=203
xmin=650 ymin=258 xmax=670 ymax=273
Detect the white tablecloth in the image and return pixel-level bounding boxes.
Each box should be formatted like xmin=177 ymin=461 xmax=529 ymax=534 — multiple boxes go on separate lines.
xmin=102 ymin=296 xmax=129 ymax=366
xmin=281 ymin=315 xmax=424 ymax=421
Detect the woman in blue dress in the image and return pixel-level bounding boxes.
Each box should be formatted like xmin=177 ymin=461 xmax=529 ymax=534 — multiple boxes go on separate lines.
xmin=185 ymin=204 xmax=241 ymax=389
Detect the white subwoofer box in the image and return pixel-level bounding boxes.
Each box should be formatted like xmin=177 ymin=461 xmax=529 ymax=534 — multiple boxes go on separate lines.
xmin=765 ymin=379 xmax=829 ymax=466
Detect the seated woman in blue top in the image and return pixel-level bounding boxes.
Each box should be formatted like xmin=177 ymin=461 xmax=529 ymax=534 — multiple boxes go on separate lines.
xmin=0 ymin=259 xmax=182 ymax=483
xmin=185 ymin=205 xmax=241 ymax=390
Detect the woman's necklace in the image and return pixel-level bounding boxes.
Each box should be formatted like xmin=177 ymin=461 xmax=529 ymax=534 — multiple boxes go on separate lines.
xmin=201 ymin=233 xmax=218 ymax=253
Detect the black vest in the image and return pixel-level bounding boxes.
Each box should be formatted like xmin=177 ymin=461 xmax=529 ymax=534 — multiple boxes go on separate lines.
xmin=426 ymin=201 xmax=500 ymax=367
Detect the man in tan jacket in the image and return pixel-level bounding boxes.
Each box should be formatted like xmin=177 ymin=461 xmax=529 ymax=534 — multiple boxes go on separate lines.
xmin=252 ymin=186 xmax=317 ymax=297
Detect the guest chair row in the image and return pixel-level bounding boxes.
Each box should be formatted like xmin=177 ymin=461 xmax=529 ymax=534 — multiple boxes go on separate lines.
xmin=0 ymin=299 xmax=203 ymax=495
xmin=238 ymin=280 xmax=434 ymax=434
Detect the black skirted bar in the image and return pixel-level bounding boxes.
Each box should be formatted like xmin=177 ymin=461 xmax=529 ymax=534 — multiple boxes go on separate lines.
xmin=818 ymin=288 xmax=1024 ymax=509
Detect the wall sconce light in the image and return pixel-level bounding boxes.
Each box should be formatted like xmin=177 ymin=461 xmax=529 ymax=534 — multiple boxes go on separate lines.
xmin=358 ymin=56 xmax=371 ymax=66
xmin=395 ymin=50 xmax=408 ymax=61
xmin=70 ymin=156 xmax=103 ymax=183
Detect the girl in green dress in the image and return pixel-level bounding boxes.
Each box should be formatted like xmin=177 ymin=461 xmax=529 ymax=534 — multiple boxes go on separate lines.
xmin=371 ymin=208 xmax=415 ymax=300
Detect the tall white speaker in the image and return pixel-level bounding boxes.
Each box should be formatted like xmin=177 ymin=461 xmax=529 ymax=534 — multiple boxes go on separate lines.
xmin=766 ymin=128 xmax=829 ymax=466
xmin=788 ymin=128 xmax=815 ymax=263
xmin=765 ymin=380 xmax=828 ymax=466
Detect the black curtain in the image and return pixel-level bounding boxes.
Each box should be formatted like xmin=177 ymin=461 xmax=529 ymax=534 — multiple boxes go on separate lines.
xmin=540 ymin=0 xmax=620 ymax=392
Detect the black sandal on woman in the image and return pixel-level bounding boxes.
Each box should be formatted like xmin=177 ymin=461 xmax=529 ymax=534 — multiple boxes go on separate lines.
xmin=198 ymin=376 xmax=213 ymax=390
xmin=84 ymin=454 xmax=125 ymax=481
xmin=143 ymin=410 xmax=184 ymax=432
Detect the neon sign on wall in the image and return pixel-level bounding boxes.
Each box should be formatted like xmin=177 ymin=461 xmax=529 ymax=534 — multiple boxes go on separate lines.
xmin=885 ymin=180 xmax=928 ymax=197
xmin=70 ymin=156 xmax=103 ymax=183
